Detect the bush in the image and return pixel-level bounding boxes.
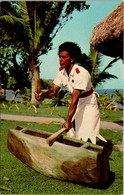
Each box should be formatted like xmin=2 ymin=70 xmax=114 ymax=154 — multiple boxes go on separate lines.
xmin=50 ymin=89 xmax=71 ymax=106
xmin=41 ymin=79 xmax=53 ymax=89
xmin=0 ymin=94 xmax=6 ymax=101
xmin=113 ymin=90 xmax=123 ymax=106
xmin=97 ymin=92 xmax=119 ymax=112
xmin=21 ymin=87 xmax=31 ymax=104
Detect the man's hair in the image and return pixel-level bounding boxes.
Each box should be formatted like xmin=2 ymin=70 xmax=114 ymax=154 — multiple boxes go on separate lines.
xmin=58 ymin=42 xmax=82 ymax=61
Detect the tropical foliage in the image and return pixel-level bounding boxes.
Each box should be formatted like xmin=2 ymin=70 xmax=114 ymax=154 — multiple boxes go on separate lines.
xmin=1 ymin=1 xmax=90 ymax=103
xmin=0 ymin=46 xmax=31 ymax=95
xmin=80 ymin=48 xmax=119 ymax=88
xmin=21 ymin=87 xmax=31 ymax=104
xmin=97 ymin=91 xmax=119 ymax=112
xmin=1 ymin=1 xmax=121 ymax=107
xmin=113 ymin=89 xmax=124 ymax=106
xmin=40 ymin=79 xmax=53 ymax=90
xmin=47 ymin=89 xmax=71 ymax=107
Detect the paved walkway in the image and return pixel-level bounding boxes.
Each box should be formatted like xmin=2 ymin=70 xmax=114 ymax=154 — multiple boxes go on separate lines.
xmin=0 ymin=114 xmax=123 ymax=130
xmin=1 ymin=114 xmax=123 ymax=151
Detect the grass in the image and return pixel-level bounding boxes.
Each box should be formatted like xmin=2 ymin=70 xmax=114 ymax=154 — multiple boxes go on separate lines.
xmin=100 ymin=110 xmax=123 ymax=122
xmin=0 ymin=119 xmax=123 ymax=195
xmin=0 ymin=102 xmax=68 ymax=119
xmin=0 ymin=102 xmax=123 ymax=122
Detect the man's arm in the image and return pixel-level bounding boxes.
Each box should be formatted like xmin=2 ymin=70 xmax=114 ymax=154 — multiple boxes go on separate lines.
xmin=63 ymin=89 xmax=81 ymax=130
xmin=35 ymin=85 xmax=60 ymax=101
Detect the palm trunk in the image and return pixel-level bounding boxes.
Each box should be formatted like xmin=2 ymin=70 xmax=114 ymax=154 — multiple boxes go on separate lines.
xmin=30 ymin=65 xmax=41 ymax=105
xmin=30 ymin=2 xmax=41 ymax=105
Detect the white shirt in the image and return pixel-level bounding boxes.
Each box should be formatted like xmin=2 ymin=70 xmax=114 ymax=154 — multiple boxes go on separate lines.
xmin=53 ymin=64 xmax=92 ymax=93
xmin=53 ymin=64 xmax=107 ymax=144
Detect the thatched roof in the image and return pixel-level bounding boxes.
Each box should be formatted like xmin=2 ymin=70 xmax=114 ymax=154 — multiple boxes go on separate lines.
xmin=90 ymin=2 xmax=123 ymax=59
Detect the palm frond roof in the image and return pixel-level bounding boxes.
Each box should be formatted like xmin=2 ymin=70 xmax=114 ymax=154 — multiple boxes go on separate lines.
xmin=90 ymin=2 xmax=123 ymax=59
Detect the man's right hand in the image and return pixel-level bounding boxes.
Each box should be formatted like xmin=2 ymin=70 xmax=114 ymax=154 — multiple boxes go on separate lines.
xmin=34 ymin=91 xmax=44 ymax=101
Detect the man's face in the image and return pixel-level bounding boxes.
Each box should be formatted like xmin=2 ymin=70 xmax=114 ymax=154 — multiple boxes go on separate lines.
xmin=59 ymin=51 xmax=72 ymax=70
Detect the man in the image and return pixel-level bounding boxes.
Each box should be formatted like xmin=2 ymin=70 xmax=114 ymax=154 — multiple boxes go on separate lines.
xmin=35 ymin=42 xmax=107 ymax=144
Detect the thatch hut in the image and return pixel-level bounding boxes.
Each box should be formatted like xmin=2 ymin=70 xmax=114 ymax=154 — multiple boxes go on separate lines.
xmin=90 ymin=2 xmax=123 ymax=59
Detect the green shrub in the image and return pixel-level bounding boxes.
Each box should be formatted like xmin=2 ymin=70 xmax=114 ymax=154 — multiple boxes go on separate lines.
xmin=21 ymin=87 xmax=31 ymax=104
xmin=113 ymin=90 xmax=123 ymax=106
xmin=97 ymin=92 xmax=119 ymax=112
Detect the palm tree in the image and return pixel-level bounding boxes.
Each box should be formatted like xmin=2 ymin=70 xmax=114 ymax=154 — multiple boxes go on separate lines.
xmin=113 ymin=90 xmax=123 ymax=106
xmin=81 ymin=48 xmax=119 ymax=88
xmin=51 ymin=89 xmax=71 ymax=106
xmin=1 ymin=1 xmax=90 ymax=104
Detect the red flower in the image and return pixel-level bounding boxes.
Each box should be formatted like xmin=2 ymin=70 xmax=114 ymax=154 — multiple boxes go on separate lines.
xmin=59 ymin=67 xmax=64 ymax=71
xmin=75 ymin=68 xmax=80 ymax=74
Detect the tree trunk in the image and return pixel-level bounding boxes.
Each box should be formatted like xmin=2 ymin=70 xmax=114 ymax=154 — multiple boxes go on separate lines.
xmin=3 ymin=88 xmax=6 ymax=97
xmin=7 ymin=127 xmax=110 ymax=186
xmin=30 ymin=65 xmax=41 ymax=105
xmin=30 ymin=2 xmax=41 ymax=105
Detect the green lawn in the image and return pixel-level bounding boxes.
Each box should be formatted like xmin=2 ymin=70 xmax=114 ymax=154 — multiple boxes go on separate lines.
xmin=0 ymin=102 xmax=123 ymax=122
xmin=0 ymin=119 xmax=123 ymax=194
xmin=0 ymin=102 xmax=68 ymax=119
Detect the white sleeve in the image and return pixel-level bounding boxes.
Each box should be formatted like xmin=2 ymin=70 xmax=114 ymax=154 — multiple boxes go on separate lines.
xmin=53 ymin=71 xmax=63 ymax=88
xmin=73 ymin=69 xmax=91 ymax=91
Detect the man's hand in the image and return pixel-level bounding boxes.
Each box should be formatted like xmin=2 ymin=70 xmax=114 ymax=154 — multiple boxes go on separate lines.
xmin=34 ymin=91 xmax=44 ymax=101
xmin=62 ymin=121 xmax=73 ymax=132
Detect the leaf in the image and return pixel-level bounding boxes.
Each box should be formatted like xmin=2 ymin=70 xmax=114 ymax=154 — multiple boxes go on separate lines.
xmin=39 ymin=121 xmax=62 ymax=125
xmin=32 ymin=105 xmax=37 ymax=113
xmin=102 ymin=57 xmax=120 ymax=72
xmin=2 ymin=103 xmax=6 ymax=109
xmin=0 ymin=186 xmax=12 ymax=191
xmin=28 ymin=105 xmax=37 ymax=113
xmin=3 ymin=176 xmax=10 ymax=181
xmin=16 ymin=104 xmax=20 ymax=111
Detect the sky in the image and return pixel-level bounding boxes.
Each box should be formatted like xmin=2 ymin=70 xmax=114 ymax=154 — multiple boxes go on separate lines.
xmin=39 ymin=1 xmax=123 ymax=89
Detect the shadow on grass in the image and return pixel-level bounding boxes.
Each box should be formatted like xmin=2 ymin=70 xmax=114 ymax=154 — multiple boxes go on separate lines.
xmin=102 ymin=171 xmax=115 ymax=189
xmin=65 ymin=170 xmax=115 ymax=190
xmin=113 ymin=120 xmax=123 ymax=126
xmin=95 ymin=139 xmax=115 ymax=189
xmin=82 ymin=171 xmax=115 ymax=190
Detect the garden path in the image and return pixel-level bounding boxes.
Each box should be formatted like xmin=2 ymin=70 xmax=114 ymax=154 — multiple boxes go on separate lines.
xmin=1 ymin=114 xmax=123 ymax=151
xmin=1 ymin=113 xmax=123 ymax=130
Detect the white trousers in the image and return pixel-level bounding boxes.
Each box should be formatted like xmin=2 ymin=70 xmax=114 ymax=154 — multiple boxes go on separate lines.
xmin=68 ymin=93 xmax=107 ymax=144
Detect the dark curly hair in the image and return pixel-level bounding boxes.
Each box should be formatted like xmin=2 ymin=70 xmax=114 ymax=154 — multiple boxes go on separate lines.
xmin=58 ymin=42 xmax=82 ymax=62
